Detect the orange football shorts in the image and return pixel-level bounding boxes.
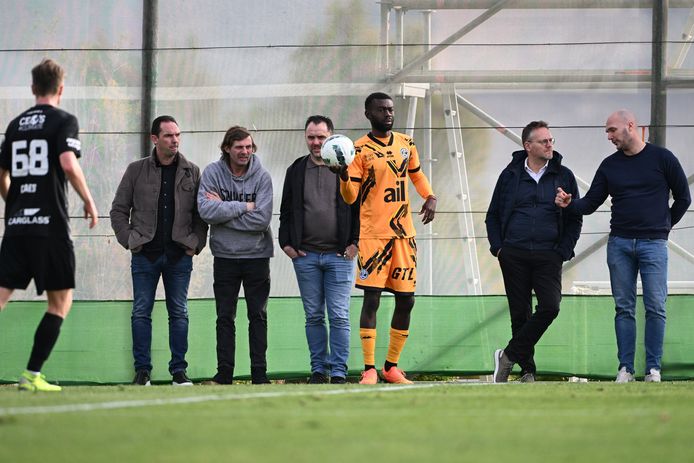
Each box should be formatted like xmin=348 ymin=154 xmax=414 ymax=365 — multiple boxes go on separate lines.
xmin=355 ymin=237 xmax=417 ymax=295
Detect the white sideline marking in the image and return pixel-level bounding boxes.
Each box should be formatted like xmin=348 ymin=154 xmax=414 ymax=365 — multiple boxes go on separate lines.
xmin=0 ymin=383 xmax=451 ymax=417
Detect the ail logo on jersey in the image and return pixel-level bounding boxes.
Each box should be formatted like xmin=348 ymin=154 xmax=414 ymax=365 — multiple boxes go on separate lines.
xmin=384 ymin=179 xmax=406 ymax=203
xmin=7 ymin=208 xmax=50 ymax=226
xmin=400 ymin=148 xmax=409 ymax=159
xmin=18 ymin=114 xmax=46 ymax=131
xmin=359 ymin=269 xmax=369 ymax=280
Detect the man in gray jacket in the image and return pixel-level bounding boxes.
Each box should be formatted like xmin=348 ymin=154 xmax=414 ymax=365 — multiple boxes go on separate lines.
xmin=198 ymin=125 xmax=274 ymax=385
xmin=110 ymin=115 xmax=208 ymax=386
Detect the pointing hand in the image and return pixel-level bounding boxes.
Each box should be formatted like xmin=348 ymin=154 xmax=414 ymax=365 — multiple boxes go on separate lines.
xmin=555 ymin=187 xmax=572 ymax=208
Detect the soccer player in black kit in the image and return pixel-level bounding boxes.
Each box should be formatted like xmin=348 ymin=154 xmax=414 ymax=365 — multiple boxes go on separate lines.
xmin=0 ymin=59 xmax=98 ymax=391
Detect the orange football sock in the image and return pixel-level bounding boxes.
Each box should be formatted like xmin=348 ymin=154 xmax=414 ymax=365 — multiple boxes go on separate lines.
xmin=385 ymin=328 xmax=409 ymax=364
xmin=360 ymin=328 xmax=377 ymax=367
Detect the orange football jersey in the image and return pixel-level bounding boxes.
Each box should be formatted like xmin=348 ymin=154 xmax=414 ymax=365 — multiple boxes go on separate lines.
xmin=340 ymin=131 xmax=434 ymax=239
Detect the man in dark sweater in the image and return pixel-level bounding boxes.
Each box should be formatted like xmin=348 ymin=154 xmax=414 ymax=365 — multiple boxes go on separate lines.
xmin=556 ymin=109 xmax=691 ymax=383
xmin=486 ymin=121 xmax=582 ymax=383
xmin=279 ymin=115 xmax=359 ymax=384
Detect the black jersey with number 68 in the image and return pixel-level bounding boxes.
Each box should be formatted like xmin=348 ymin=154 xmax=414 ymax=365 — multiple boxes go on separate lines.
xmin=0 ymin=104 xmax=81 ymax=238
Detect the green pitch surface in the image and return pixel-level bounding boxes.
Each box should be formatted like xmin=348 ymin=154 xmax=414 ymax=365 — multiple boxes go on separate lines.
xmin=1 ymin=381 xmax=692 ymax=462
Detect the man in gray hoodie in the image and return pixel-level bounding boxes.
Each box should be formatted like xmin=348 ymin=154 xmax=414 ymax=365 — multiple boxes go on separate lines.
xmin=198 ymin=126 xmax=274 ymax=384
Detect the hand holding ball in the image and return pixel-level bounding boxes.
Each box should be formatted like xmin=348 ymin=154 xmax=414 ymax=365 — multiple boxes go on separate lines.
xmin=320 ymin=134 xmax=355 ymax=167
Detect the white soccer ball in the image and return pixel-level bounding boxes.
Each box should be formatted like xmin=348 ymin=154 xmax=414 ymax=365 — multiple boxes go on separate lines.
xmin=320 ymin=134 xmax=355 ymax=167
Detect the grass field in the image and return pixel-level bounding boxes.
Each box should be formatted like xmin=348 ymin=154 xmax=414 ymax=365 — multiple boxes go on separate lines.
xmin=1 ymin=380 xmax=692 ymax=463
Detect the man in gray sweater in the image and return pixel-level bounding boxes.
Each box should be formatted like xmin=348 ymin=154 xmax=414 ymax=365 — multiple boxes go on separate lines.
xmin=198 ymin=126 xmax=274 ymax=384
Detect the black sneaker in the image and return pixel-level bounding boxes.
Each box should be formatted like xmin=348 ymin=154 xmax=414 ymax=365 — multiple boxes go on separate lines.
xmin=251 ymin=367 xmax=270 ymax=384
xmin=492 ymin=349 xmax=515 ymax=383
xmin=308 ymin=372 xmax=329 ymax=384
xmin=330 ymin=376 xmax=347 ymax=384
xmin=252 ymin=376 xmax=271 ymax=385
xmin=209 ymin=372 xmax=233 ymax=385
xmin=518 ymin=372 xmax=535 ymax=383
xmin=172 ymin=371 xmax=193 ymax=386
xmin=133 ymin=370 xmax=151 ymax=386
xmin=201 ymin=374 xmax=232 ymax=385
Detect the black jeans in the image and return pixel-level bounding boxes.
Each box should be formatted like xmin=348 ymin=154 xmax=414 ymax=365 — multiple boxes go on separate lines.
xmin=213 ymin=257 xmax=270 ymax=382
xmin=498 ymin=247 xmax=562 ymax=374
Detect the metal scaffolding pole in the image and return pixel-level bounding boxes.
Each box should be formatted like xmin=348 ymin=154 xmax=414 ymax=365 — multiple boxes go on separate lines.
xmin=650 ymin=0 xmax=668 ymax=146
xmin=671 ymin=5 xmax=694 ymax=68
xmin=380 ymin=2 xmax=391 ymax=73
xmin=395 ymin=7 xmax=405 ymax=71
xmin=386 ymin=0 xmax=509 ymax=83
xmin=422 ymin=9 xmax=435 ymax=295
xmin=422 ymin=95 xmax=435 ymax=295
xmin=141 ymin=0 xmax=157 ymax=158
xmin=387 ymin=0 xmax=693 ymax=9
xmin=405 ymin=96 xmax=417 ymax=138
xmin=441 ymin=85 xmax=482 ymax=295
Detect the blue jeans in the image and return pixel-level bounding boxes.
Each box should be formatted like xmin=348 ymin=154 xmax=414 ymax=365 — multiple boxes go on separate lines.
xmin=607 ymin=236 xmax=668 ymax=374
xmin=293 ymin=251 xmax=354 ymax=378
xmin=131 ymin=253 xmax=193 ymax=375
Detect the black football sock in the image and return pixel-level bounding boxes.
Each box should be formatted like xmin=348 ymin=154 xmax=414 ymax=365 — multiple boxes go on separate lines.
xmin=26 ymin=312 xmax=63 ymax=372
xmin=384 ymin=360 xmax=397 ymax=372
xmin=364 ymin=364 xmax=376 ymax=371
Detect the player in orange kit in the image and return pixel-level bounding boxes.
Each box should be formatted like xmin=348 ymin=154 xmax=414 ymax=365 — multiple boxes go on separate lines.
xmin=337 ymin=92 xmax=436 ymax=384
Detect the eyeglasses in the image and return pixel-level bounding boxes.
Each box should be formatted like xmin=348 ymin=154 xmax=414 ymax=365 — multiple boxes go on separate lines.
xmin=530 ymin=138 xmax=555 ymax=145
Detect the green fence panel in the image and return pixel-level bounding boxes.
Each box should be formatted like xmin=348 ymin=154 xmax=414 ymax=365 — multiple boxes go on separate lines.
xmin=1 ymin=295 xmax=693 ymax=383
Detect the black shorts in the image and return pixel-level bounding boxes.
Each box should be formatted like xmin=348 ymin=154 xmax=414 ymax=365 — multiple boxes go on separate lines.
xmin=0 ymin=236 xmax=75 ymax=295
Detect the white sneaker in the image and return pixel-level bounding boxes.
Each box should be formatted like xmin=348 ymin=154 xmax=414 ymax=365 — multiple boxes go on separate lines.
xmin=644 ymin=368 xmax=661 ymax=383
xmin=615 ymin=367 xmax=634 ymax=383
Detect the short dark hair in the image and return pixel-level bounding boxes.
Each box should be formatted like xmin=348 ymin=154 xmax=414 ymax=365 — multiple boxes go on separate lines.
xmin=31 ymin=59 xmax=65 ymax=96
xmin=522 ymin=120 xmax=549 ymax=145
xmin=151 ymin=115 xmax=178 ymax=136
xmin=304 ymin=115 xmax=334 ymax=133
xmin=365 ymin=92 xmax=393 ymax=110
xmin=221 ymin=126 xmax=256 ymax=158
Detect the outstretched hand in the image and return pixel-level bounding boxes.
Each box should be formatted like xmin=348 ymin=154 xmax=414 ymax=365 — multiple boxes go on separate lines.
xmin=419 ymin=196 xmax=437 ymax=224
xmin=555 ymin=187 xmax=572 ymax=208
